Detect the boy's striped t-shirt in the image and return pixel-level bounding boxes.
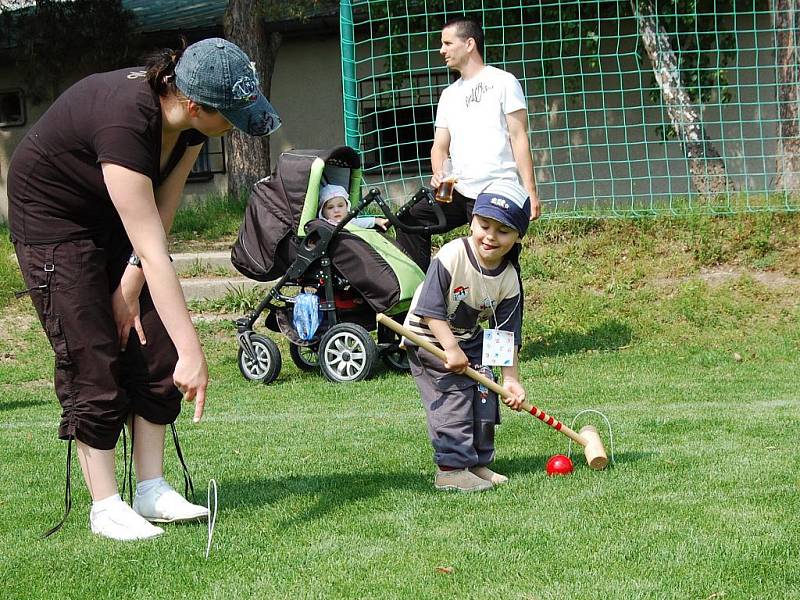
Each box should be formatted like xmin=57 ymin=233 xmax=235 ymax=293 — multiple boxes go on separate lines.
xmin=402 ymin=237 xmax=522 ymax=352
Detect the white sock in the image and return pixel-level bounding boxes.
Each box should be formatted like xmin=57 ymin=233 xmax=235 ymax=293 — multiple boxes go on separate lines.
xmin=136 ymin=476 xmax=166 ymax=496
xmin=92 ymin=493 xmax=124 ymax=510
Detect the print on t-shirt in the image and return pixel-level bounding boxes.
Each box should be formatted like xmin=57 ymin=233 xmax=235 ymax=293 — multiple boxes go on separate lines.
xmin=452 ymin=285 xmax=469 ymax=301
xmin=465 ymin=82 xmax=494 ymax=108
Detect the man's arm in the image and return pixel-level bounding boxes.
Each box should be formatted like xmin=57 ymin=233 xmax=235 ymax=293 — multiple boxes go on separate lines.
xmin=506 ymin=109 xmax=541 ymax=220
xmin=430 ymin=127 xmax=452 ymax=189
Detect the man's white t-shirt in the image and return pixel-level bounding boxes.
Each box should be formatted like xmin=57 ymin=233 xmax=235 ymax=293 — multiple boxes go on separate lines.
xmin=434 ymin=65 xmax=527 ymax=199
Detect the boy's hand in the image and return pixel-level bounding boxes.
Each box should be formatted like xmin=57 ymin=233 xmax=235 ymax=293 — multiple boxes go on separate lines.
xmin=443 ymin=346 xmax=469 ymax=374
xmin=501 ymin=380 xmax=526 ymax=411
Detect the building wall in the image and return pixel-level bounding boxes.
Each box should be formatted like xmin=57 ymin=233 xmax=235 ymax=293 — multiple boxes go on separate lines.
xmin=269 ymin=33 xmax=345 ymax=162
xmin=0 ymin=33 xmax=346 ymax=220
xmin=183 ymin=33 xmax=345 ymax=203
xmin=0 ymin=67 xmax=48 ymax=221
xmin=0 ymin=15 xmax=784 ymax=219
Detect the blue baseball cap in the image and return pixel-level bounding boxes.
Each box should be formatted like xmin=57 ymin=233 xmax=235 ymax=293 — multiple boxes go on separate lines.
xmin=473 ymin=179 xmax=531 ymax=236
xmin=175 ymin=38 xmax=281 ymax=137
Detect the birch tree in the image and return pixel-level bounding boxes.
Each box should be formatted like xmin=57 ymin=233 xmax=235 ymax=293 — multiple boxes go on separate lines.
xmin=631 ymin=0 xmax=734 ymax=197
xmin=775 ymin=0 xmax=800 ymax=192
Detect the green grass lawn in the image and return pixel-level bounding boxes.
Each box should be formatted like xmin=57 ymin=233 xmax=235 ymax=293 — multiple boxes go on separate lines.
xmin=1 ymin=214 xmax=799 ymax=599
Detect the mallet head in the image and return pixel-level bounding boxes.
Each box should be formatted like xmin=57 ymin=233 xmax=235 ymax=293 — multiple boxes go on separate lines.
xmin=579 ymin=425 xmax=608 ymax=470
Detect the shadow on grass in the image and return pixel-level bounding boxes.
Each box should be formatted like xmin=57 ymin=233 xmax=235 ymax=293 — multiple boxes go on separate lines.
xmin=218 ymin=451 xmax=652 ymax=525
xmin=494 ymin=449 xmax=653 ymax=472
xmin=520 ymin=319 xmax=633 ymax=361
xmin=0 ymin=398 xmax=48 ymax=412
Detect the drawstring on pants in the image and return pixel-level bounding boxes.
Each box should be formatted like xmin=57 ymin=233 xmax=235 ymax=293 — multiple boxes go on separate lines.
xmin=118 ymin=420 xmax=194 ymax=503
xmin=171 ymin=423 xmax=196 ymax=502
xmin=43 ymin=437 xmax=73 ymax=538
xmin=119 ymin=422 xmax=135 ymax=504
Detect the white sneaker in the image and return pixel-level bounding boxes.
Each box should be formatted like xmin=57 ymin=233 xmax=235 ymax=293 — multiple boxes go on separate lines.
xmin=90 ymin=499 xmax=164 ymax=541
xmin=133 ymin=480 xmax=209 ymax=523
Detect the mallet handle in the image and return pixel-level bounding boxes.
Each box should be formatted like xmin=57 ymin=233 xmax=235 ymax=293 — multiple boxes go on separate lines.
xmin=377 ymin=314 xmax=588 ymax=448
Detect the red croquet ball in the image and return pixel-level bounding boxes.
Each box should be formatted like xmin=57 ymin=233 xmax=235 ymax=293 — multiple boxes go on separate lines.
xmin=545 ymin=454 xmax=574 ymax=476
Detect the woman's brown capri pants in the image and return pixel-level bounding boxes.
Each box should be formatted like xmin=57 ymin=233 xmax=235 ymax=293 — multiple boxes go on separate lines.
xmin=14 ymin=236 xmax=182 ymax=450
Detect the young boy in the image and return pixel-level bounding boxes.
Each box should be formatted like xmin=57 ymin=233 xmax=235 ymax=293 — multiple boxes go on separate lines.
xmin=319 ymin=184 xmax=389 ymax=230
xmin=404 ymin=179 xmax=529 ymax=492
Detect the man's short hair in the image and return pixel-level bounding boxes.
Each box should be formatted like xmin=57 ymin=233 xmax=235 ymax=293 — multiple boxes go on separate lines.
xmin=443 ymin=16 xmax=484 ymax=59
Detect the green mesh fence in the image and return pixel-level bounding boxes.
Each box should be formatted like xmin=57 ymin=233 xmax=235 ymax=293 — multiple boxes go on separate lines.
xmin=340 ymin=0 xmax=800 ymax=218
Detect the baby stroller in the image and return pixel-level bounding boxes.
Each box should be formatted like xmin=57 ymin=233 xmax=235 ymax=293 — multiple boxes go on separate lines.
xmin=230 ymin=146 xmax=446 ymax=384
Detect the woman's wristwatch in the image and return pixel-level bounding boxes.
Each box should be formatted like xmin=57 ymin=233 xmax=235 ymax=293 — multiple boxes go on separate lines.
xmin=128 ymin=253 xmax=173 ymax=268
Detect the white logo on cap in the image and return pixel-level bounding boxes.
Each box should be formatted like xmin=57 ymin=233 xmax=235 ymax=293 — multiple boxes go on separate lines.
xmin=232 ymin=76 xmax=258 ymax=102
xmin=490 ymin=196 xmax=509 ymax=209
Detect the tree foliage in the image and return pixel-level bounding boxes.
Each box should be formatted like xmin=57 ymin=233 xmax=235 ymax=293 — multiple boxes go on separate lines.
xmin=258 ymin=0 xmax=338 ymax=22
xmin=1 ymin=0 xmax=138 ymax=103
xmin=351 ymin=0 xmax=602 ymax=95
xmin=352 ymin=0 xmax=739 ymax=139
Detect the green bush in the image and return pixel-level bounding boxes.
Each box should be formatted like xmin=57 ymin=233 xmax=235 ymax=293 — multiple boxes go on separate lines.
xmin=0 ymin=225 xmax=24 ymax=309
xmin=170 ymin=192 xmax=248 ymax=246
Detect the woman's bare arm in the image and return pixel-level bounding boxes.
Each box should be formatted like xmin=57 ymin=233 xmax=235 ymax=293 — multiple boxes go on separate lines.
xmin=102 ymin=162 xmax=207 ymax=422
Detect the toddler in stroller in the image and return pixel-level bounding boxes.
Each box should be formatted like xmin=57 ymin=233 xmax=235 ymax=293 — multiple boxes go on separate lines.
xmin=318 ymin=183 xmax=389 ymax=231
xmin=230 ymin=146 xmax=446 ymax=383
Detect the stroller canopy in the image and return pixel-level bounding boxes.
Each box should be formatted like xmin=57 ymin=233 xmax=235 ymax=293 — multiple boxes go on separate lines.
xmin=231 ymin=146 xmax=424 ymax=316
xmin=231 ymin=146 xmax=361 ymax=282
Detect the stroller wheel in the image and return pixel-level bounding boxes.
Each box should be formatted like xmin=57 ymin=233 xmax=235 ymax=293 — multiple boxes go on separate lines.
xmin=377 ymin=324 xmax=409 ymax=372
xmin=289 ymin=343 xmax=319 ymax=372
xmin=237 ymin=333 xmax=282 ymax=384
xmin=318 ymin=323 xmax=377 ymax=383
xmin=382 ymin=345 xmax=410 ymax=372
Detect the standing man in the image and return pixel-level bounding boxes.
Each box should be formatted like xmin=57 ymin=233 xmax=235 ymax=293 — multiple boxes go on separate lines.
xmin=396 ymin=16 xmax=541 ymax=272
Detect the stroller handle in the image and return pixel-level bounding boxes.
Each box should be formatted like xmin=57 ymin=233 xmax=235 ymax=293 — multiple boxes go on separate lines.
xmin=365 ymin=187 xmax=449 ymax=235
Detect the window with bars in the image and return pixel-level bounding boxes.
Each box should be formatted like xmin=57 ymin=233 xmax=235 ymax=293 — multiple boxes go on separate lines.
xmin=188 ymin=135 xmax=226 ymax=182
xmin=358 ymin=71 xmax=451 ymax=172
xmin=0 ymin=89 xmax=25 ymax=127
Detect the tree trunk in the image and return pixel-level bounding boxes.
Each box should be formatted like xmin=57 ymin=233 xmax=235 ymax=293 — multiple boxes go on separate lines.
xmin=631 ymin=0 xmax=734 ymax=197
xmin=775 ymin=0 xmax=800 ymax=192
xmin=224 ymin=0 xmax=282 ymax=199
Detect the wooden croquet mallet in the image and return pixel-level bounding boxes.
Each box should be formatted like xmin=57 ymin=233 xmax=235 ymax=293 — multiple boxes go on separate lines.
xmin=377 ymin=314 xmax=608 ymax=470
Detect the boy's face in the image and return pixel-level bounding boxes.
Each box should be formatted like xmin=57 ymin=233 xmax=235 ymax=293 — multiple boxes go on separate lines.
xmin=322 ymin=196 xmax=349 ymax=222
xmin=470 ymin=215 xmax=520 ymax=268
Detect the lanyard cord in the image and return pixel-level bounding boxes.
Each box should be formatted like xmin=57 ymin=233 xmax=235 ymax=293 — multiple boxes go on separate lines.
xmin=468 ymin=237 xmax=519 ymax=331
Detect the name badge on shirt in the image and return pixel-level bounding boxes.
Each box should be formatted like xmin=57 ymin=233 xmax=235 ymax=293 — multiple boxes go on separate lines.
xmin=482 ymin=329 xmax=515 ymax=367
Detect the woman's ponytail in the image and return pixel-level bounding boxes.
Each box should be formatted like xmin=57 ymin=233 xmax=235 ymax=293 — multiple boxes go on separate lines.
xmin=145 ymin=38 xmax=188 ymax=96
